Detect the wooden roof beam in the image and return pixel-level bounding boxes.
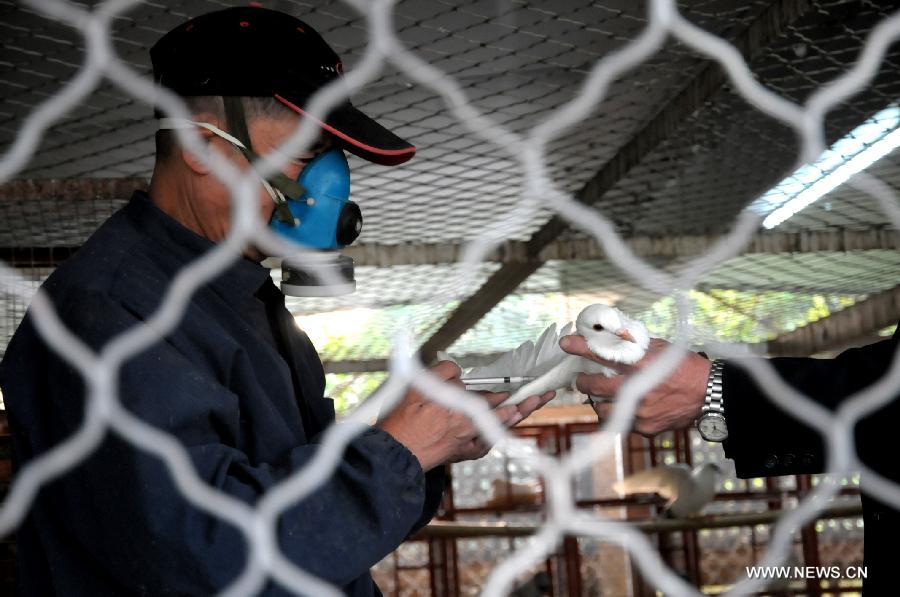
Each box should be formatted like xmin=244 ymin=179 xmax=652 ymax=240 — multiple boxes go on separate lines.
xmin=765 ymin=284 xmax=900 ymax=356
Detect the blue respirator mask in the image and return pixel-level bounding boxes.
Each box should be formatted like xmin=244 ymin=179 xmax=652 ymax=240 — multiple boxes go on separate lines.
xmin=267 ymin=148 xmax=361 ymax=296
xmin=269 ymin=148 xmax=361 ymax=249
xmin=158 ymin=110 xmax=361 ymax=297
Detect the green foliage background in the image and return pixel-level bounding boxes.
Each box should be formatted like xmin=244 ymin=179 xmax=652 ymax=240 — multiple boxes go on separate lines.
xmin=321 ymin=290 xmax=863 ymax=415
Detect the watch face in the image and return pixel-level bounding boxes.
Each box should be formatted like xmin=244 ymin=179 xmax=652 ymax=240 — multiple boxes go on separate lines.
xmin=698 ymin=415 xmax=728 ymax=441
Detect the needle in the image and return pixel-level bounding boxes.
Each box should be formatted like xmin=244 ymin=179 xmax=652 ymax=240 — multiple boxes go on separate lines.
xmin=461 ymin=376 xmax=536 ymax=387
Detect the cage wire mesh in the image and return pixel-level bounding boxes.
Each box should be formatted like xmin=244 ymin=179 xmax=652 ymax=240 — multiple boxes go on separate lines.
xmin=1 ymin=0 xmax=899 ymax=595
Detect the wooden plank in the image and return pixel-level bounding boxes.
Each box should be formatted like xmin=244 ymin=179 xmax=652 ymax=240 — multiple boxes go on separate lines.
xmin=766 ymin=285 xmax=900 ymax=356
xmin=6 ymin=228 xmax=899 ymax=269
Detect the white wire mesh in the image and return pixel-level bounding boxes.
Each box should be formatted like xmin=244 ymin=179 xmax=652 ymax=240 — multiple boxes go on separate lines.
xmin=0 ymin=0 xmax=899 ymax=595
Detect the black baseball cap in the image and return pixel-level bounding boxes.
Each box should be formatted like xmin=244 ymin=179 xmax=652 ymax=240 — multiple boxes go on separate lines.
xmin=150 ymin=5 xmax=415 ymax=166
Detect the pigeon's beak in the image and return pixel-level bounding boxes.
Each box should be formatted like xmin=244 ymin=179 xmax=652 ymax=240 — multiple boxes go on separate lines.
xmin=615 ymin=328 xmax=636 ymax=343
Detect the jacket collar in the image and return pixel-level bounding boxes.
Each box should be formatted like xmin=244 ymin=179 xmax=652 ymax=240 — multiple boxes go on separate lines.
xmin=124 ymin=190 xmax=272 ymax=298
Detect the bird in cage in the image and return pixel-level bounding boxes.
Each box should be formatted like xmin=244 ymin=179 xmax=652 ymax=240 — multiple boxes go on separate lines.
xmin=613 ymin=462 xmax=722 ymax=518
xmin=509 ymin=571 xmax=552 ymax=597
xmin=447 ymin=304 xmax=650 ymax=407
xmin=484 ymin=478 xmax=544 ymax=509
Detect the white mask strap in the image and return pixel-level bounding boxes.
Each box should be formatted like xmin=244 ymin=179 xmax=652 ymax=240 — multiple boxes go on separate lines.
xmin=260 ymin=178 xmax=289 ymax=213
xmin=157 ymin=118 xmax=247 ymax=150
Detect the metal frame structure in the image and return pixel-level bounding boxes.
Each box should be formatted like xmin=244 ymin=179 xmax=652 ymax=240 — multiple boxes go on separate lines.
xmin=388 ymin=421 xmax=866 ymax=597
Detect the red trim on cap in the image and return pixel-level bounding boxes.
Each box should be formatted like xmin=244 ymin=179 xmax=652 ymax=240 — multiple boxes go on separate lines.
xmin=275 ymin=94 xmax=415 ymax=165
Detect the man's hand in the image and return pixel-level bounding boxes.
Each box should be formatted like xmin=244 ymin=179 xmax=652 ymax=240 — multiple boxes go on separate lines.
xmin=559 ymin=336 xmax=710 ymax=436
xmin=378 ymin=361 xmax=555 ymax=471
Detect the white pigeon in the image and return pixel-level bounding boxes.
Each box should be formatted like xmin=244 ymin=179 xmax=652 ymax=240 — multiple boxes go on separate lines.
xmin=613 ymin=463 xmax=721 ymax=518
xmin=457 ymin=304 xmax=650 ymax=407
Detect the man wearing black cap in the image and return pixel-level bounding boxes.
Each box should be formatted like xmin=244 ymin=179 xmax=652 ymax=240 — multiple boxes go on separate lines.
xmin=0 ymin=6 xmax=553 ymax=595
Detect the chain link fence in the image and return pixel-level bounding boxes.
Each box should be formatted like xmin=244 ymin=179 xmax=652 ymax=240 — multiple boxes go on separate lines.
xmin=1 ymin=0 xmax=899 ymax=595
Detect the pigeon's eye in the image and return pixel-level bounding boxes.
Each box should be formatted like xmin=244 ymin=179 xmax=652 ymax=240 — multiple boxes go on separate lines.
xmin=592 ymin=324 xmax=604 ymax=331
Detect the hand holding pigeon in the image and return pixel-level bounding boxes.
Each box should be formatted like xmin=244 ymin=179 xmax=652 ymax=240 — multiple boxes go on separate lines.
xmin=563 ymin=337 xmax=713 ymax=435
xmin=453 ymin=304 xmax=650 ymax=407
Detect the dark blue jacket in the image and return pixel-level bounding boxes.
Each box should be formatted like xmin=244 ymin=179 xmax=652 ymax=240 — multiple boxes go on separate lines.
xmin=0 ymin=192 xmax=443 ymax=596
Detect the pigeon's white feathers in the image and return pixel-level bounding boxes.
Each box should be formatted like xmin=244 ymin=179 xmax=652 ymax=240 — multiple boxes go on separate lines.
xmin=457 ymin=304 xmax=650 ymax=406
xmin=462 ymin=321 xmax=575 ymax=382
xmin=613 ymin=463 xmax=720 ymax=518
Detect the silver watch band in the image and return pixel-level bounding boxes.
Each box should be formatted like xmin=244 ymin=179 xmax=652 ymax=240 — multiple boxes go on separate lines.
xmin=702 ymin=360 xmax=725 ymax=415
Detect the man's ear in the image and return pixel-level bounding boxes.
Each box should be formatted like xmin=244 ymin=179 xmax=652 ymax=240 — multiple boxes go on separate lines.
xmin=179 ymin=113 xmax=222 ymax=176
xmin=181 ymin=145 xmax=211 ymax=175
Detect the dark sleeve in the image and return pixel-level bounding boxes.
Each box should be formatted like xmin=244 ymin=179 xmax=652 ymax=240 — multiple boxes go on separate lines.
xmin=722 ymin=334 xmax=899 ymax=479
xmin=409 ymin=467 xmax=446 ymax=535
xmin=9 ymin=290 xmax=429 ymax=593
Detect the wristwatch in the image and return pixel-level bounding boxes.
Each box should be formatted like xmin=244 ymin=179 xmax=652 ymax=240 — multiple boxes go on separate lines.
xmin=697 ymin=360 xmax=728 ymax=442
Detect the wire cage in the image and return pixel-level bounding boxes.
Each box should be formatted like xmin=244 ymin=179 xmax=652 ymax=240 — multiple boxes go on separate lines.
xmin=1 ymin=0 xmax=898 ymax=595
